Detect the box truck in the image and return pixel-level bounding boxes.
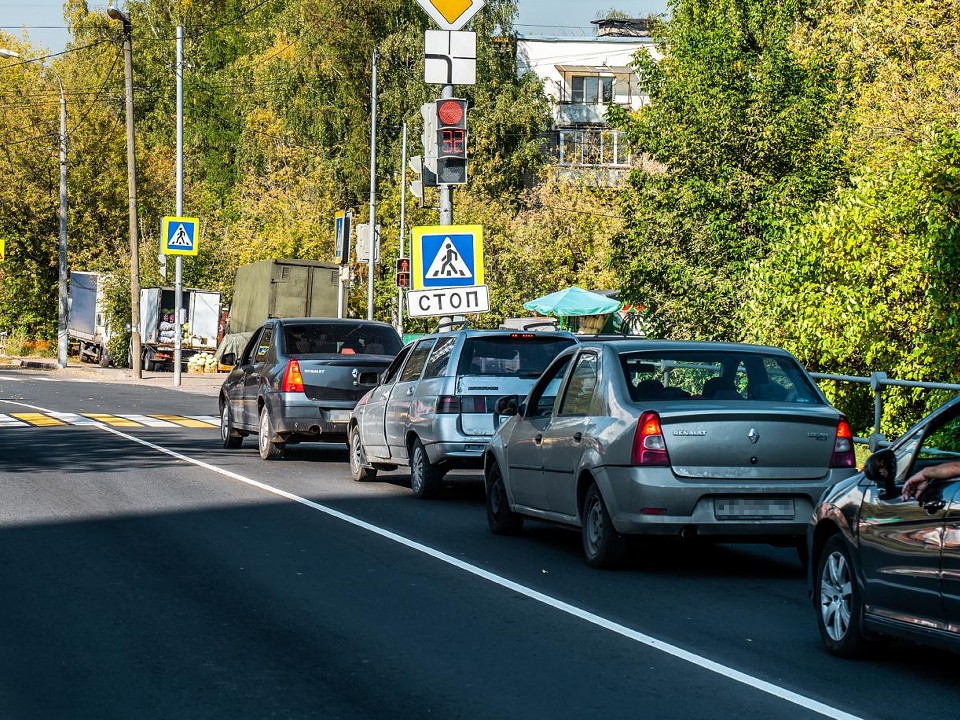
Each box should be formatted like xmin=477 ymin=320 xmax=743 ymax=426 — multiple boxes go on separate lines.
xmin=67 ymin=271 xmax=113 ymax=366
xmin=139 ymin=286 xmax=222 ymax=371
xmin=226 ymin=259 xmax=342 ymax=334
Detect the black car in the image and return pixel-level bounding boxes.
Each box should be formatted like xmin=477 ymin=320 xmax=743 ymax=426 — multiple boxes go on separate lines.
xmin=219 ymin=317 xmax=402 ymax=460
xmin=808 ymin=394 xmax=960 ymax=656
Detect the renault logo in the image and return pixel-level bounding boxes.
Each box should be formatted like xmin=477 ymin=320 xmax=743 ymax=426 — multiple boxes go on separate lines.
xmin=747 ymin=428 xmax=760 ymax=444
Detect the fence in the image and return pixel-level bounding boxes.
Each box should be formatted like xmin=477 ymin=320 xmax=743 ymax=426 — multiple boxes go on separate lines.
xmin=810 ymin=371 xmax=960 ymax=450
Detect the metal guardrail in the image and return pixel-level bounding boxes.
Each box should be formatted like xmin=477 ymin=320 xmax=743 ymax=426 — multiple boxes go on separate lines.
xmin=810 ymin=371 xmax=960 ymax=450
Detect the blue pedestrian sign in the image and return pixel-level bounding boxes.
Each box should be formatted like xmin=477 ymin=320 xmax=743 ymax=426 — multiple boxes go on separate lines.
xmin=411 ymin=224 xmax=484 ymax=290
xmin=161 ymin=216 xmax=199 ymax=256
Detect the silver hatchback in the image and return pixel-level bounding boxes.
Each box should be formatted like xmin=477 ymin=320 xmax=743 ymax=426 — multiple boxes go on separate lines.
xmin=349 ymin=328 xmax=577 ymax=497
xmin=484 ymin=340 xmax=859 ymax=567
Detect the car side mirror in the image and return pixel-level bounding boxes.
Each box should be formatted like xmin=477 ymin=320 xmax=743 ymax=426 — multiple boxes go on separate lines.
xmin=494 ymin=394 xmax=519 ymax=427
xmin=863 ymin=448 xmax=897 ymax=498
xmin=221 ymin=352 xmax=236 ymax=366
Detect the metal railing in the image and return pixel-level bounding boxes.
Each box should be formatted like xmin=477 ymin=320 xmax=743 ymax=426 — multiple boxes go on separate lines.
xmin=810 ymin=370 xmax=960 ymax=450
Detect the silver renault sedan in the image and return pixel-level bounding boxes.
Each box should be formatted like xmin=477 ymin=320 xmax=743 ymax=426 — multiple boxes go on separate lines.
xmin=484 ymin=340 xmax=859 ymax=567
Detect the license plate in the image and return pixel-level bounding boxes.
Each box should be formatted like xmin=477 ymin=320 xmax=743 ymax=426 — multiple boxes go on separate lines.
xmin=714 ymin=497 xmax=795 ymax=520
xmin=328 ymin=410 xmax=351 ymax=423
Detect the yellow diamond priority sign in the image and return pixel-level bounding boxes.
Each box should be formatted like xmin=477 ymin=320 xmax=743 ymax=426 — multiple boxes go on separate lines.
xmin=417 ymin=0 xmax=485 ymax=31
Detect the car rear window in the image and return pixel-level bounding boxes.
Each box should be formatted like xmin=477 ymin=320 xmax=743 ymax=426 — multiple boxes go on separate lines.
xmin=457 ymin=334 xmax=576 ymax=378
xmin=283 ymin=323 xmax=402 ymax=356
xmin=619 ymin=349 xmax=824 ymax=404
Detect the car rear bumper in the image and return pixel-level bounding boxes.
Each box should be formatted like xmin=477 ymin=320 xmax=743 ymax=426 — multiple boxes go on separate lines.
xmin=425 ymin=440 xmax=490 ymax=469
xmin=600 ymin=465 xmax=856 ymax=537
xmin=272 ymin=396 xmax=355 ymax=438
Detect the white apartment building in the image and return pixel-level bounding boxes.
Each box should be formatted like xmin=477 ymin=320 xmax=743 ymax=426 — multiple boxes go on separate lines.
xmin=517 ymin=18 xmax=660 ymax=176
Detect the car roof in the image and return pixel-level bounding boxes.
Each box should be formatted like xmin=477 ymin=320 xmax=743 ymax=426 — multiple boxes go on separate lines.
xmin=273 ymin=317 xmax=398 ymax=329
xmin=572 ymin=338 xmax=797 ymax=357
xmin=426 ymin=328 xmax=577 ymax=339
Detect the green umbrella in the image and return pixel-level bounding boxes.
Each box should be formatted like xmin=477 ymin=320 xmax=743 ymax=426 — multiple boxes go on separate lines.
xmin=523 ymin=286 xmax=620 ymax=317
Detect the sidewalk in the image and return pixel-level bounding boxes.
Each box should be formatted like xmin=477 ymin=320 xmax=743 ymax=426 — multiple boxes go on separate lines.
xmin=0 ymin=357 xmax=224 ymax=397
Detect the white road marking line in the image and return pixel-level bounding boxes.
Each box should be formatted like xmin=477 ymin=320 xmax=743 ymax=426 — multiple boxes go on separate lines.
xmin=0 ymin=398 xmax=865 ymax=720
xmin=119 ymin=414 xmax=179 ymax=428
xmin=0 ymin=414 xmax=29 ymax=427
xmin=0 ymin=375 xmax=24 ymax=382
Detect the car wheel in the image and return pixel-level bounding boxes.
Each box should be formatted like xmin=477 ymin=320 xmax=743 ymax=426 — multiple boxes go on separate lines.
xmin=220 ymin=401 xmax=242 ymax=449
xmin=349 ymin=426 xmax=377 ymax=482
xmin=410 ymin=438 xmax=442 ymax=499
xmin=485 ymin=460 xmax=523 ymax=535
xmin=258 ymin=406 xmax=284 ymax=460
xmin=581 ymin=483 xmax=626 ymax=568
xmin=816 ymin=534 xmax=867 ymax=657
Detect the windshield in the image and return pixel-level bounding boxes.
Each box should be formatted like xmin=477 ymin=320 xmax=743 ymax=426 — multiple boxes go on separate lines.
xmin=619 ymin=349 xmax=824 ymax=404
xmin=284 ymin=323 xmax=402 ymax=356
xmin=457 ymin=334 xmax=576 ymax=378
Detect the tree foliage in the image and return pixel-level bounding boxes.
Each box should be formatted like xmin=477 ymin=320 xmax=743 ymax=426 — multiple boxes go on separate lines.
xmin=608 ymin=0 xmax=844 ymax=340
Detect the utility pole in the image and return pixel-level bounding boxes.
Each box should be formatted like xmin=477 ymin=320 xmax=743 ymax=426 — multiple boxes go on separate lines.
xmin=366 ymin=48 xmax=378 ymax=321
xmin=173 ymin=25 xmax=184 ymax=387
xmin=108 ymin=5 xmax=142 ymax=377
xmin=398 ymin=122 xmax=407 ymax=335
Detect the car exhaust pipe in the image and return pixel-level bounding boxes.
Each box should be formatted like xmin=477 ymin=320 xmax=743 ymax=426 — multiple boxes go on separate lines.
xmin=680 ymin=526 xmax=697 ymax=540
xmin=309 ymin=425 xmax=321 ymax=434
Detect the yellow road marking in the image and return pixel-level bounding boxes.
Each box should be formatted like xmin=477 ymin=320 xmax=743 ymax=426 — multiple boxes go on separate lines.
xmin=10 ymin=412 xmax=65 ymax=427
xmin=151 ymin=414 xmax=214 ymax=428
xmin=83 ymin=413 xmax=142 ymax=428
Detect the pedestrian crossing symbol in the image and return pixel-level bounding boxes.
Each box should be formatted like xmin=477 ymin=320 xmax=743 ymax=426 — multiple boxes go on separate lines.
xmin=411 ymin=224 xmax=484 ymax=290
xmin=161 ymin=216 xmax=199 ymax=256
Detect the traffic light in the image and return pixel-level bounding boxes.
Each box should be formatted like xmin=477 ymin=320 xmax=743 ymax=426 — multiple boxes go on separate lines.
xmin=395 ymin=257 xmax=410 ymax=288
xmin=435 ymin=98 xmax=467 ymax=185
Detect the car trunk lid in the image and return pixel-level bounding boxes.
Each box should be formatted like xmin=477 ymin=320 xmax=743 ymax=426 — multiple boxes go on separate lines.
xmin=657 ymin=405 xmax=842 ymax=480
xmin=294 ymin=356 xmax=391 ymax=402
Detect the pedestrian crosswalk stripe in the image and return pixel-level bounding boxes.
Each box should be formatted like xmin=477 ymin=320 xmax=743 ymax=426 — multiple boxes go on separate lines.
xmin=10 ymin=412 xmax=65 ymax=426
xmin=151 ymin=414 xmax=215 ymax=428
xmin=0 ymin=412 xmax=219 ymax=429
xmin=119 ymin=414 xmax=178 ymax=428
xmin=49 ymin=412 xmax=99 ymax=425
xmin=83 ymin=413 xmax=142 ymax=427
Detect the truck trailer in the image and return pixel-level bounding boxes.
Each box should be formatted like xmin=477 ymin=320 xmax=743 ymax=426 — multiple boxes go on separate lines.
xmin=227 ymin=259 xmax=341 ymax=334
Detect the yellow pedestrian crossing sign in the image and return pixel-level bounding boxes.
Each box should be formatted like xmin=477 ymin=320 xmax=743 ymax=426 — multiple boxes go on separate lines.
xmin=161 ymin=216 xmax=199 ymax=256
xmin=411 ymin=224 xmax=483 ymax=290
xmin=0 ymin=238 xmax=5 ymax=262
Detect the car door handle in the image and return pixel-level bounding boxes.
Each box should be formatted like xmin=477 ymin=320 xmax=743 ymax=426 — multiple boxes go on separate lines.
xmin=534 ymin=434 xmax=542 ymax=445
xmin=406 ymin=387 xmax=416 ymax=396
xmin=573 ymin=432 xmax=582 ymax=443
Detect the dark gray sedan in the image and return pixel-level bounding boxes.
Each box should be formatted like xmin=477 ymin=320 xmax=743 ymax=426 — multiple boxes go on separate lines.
xmin=484 ymin=340 xmax=859 ymax=567
xmin=219 ymin=318 xmax=402 ymax=460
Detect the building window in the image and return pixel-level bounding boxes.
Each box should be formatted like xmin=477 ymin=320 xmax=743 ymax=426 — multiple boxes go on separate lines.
xmin=571 ymin=76 xmax=614 ymax=105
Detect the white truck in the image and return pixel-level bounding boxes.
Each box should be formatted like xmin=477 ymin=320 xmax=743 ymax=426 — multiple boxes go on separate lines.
xmin=139 ymin=286 xmax=222 ymax=371
xmin=67 ymin=271 xmax=113 ymax=366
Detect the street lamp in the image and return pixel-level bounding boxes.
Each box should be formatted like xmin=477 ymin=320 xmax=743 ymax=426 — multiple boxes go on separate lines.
xmin=1 ymin=48 xmax=69 ymax=369
xmin=106 ymin=4 xmax=143 ymax=377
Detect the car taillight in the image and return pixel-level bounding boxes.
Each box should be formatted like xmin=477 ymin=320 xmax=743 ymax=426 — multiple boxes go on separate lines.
xmin=437 ymin=395 xmax=460 ymax=413
xmin=281 ymin=359 xmax=305 ymax=393
xmin=632 ymin=410 xmax=670 ymax=466
xmin=831 ymin=416 xmax=855 ymax=468
xmin=437 ymin=395 xmax=487 ymax=413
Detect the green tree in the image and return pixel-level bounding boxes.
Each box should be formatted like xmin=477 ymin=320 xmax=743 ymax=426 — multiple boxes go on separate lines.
xmin=608 ymin=0 xmax=845 ymax=340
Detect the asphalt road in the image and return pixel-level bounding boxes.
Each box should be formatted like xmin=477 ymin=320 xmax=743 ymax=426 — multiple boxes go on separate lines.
xmin=0 ymin=367 xmax=957 ymax=720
